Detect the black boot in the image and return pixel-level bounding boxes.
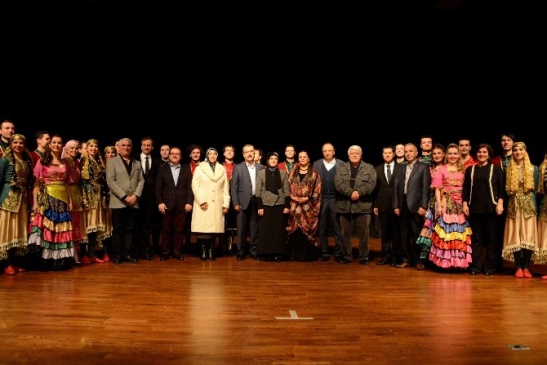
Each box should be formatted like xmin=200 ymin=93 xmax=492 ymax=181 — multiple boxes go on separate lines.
xmin=208 ymin=239 xmax=216 ymax=261
xmin=199 ymin=239 xmax=207 ymax=261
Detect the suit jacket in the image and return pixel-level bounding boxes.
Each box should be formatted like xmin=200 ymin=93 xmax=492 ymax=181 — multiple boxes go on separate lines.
xmin=230 ymin=161 xmax=263 ymax=210
xmin=106 ymin=154 xmax=145 ymax=209
xmin=392 ymin=161 xmax=430 ymax=213
xmin=373 ymin=162 xmax=396 ymax=213
xmin=255 ymin=168 xmax=290 ymax=208
xmin=136 ymin=154 xmax=161 ymax=206
xmin=155 ymin=163 xmax=194 ymax=211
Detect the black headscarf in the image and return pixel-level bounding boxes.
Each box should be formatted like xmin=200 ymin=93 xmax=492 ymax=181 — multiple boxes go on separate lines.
xmin=265 ymin=151 xmax=281 ymax=194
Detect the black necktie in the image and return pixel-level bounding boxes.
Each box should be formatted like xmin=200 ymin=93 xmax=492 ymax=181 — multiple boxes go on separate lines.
xmin=386 ymin=164 xmax=391 ymax=181
xmin=145 ymin=156 xmax=150 ymax=174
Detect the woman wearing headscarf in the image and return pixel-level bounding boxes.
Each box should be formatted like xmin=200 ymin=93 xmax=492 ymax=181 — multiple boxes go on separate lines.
xmin=255 ymin=152 xmax=290 ymax=262
xmin=0 ymin=134 xmax=34 ymax=275
xmin=61 ymin=139 xmax=87 ymax=264
xmin=287 ymin=150 xmax=322 ymax=262
xmin=502 ymin=142 xmax=540 ymax=278
xmin=191 ymin=147 xmax=230 ymax=261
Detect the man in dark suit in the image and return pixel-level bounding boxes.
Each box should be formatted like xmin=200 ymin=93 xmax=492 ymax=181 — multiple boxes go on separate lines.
xmin=372 ymin=145 xmax=400 ymax=266
xmin=133 ymin=136 xmax=160 ymax=260
xmin=231 ymin=143 xmax=263 ymax=261
xmin=392 ymin=143 xmax=431 ymax=270
xmin=106 ymin=137 xmax=145 ymax=265
xmin=155 ymin=146 xmax=194 ymax=261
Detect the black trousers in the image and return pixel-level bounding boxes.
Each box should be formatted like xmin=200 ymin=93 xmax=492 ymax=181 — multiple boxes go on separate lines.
xmin=111 ymin=207 xmax=138 ymax=258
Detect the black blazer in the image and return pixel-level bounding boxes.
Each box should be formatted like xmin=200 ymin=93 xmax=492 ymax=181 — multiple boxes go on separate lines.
xmin=392 ymin=161 xmax=430 ymax=213
xmin=155 ymin=163 xmax=194 ymax=211
xmin=373 ymin=162 xmax=396 ymax=213
xmin=135 ymin=154 xmax=161 ymax=206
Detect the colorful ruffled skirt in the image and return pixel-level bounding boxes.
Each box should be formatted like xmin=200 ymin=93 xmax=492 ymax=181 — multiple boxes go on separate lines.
xmin=27 ymin=184 xmax=75 ymax=271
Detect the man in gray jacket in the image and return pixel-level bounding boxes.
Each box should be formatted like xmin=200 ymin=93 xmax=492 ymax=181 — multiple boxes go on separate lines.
xmin=106 ymin=137 xmax=145 ymax=265
xmin=334 ymin=145 xmax=377 ymax=265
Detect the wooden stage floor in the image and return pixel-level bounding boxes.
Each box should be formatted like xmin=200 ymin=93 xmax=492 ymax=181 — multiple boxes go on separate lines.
xmin=2 ymin=237 xmax=547 ymax=365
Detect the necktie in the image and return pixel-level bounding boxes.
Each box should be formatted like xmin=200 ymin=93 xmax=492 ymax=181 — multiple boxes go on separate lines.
xmin=145 ymin=156 xmax=150 ymax=175
xmin=386 ymin=164 xmax=391 ymax=181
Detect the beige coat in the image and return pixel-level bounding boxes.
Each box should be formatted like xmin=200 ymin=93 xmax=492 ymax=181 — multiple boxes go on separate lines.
xmin=191 ymin=162 xmax=230 ymax=234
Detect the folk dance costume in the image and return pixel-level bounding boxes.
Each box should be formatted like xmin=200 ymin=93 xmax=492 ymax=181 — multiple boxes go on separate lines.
xmin=429 ymin=165 xmax=472 ymax=268
xmin=27 ymin=158 xmax=75 ymax=271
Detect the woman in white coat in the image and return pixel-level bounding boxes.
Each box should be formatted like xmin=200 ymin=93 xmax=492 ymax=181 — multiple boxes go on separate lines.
xmin=191 ymin=147 xmax=230 ymax=260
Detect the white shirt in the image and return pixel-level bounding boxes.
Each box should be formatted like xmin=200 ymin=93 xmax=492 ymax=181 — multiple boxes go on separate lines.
xmin=246 ymin=162 xmax=257 ymax=195
xmin=323 ymin=159 xmax=336 ymax=171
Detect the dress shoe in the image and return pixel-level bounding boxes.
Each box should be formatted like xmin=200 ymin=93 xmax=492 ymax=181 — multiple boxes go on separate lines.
xmin=391 ymin=260 xmax=397 ymax=267
xmin=377 ymin=258 xmax=390 ymax=266
xmin=469 ymin=270 xmax=480 ymax=276
xmin=81 ymin=256 xmax=92 ymax=264
xmin=4 ymin=265 xmax=16 ymax=275
xmin=320 ymin=255 xmax=330 ymax=262
xmin=515 ymin=268 xmax=524 ymax=278
xmin=339 ymin=258 xmax=352 ymax=264
xmin=250 ymin=255 xmax=259 ymax=261
xmin=236 ymin=253 xmax=245 ymax=261
xmin=160 ymin=254 xmax=170 ymax=261
xmin=396 ymin=262 xmax=411 ymax=268
xmin=102 ymin=253 xmax=111 ymax=262
xmin=125 ymin=255 xmax=138 ymax=264
xmin=91 ymin=256 xmax=104 ymax=263
xmin=541 ymin=274 xmax=547 ymax=280
xmin=360 ymin=259 xmax=369 ymax=266
xmin=142 ymin=254 xmax=155 ymax=261
xmin=484 ymin=271 xmax=494 ymax=276
xmin=173 ymin=254 xmax=185 ymax=261
xmin=274 ymin=256 xmax=281 ymax=263
xmin=416 ymin=263 xmax=425 ymax=270
xmin=523 ymin=268 xmax=533 ymax=278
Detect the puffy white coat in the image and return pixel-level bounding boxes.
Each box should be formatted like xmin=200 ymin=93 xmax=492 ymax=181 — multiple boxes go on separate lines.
xmin=191 ymin=162 xmax=230 ymax=234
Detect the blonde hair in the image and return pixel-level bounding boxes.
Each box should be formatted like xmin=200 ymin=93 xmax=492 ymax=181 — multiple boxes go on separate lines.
xmin=446 ymin=143 xmax=464 ymax=172
xmin=506 ymin=142 xmax=535 ymax=194
xmin=81 ymin=138 xmax=106 ymax=179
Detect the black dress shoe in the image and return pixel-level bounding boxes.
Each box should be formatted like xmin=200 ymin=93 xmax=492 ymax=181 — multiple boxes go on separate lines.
xmin=274 ymin=256 xmax=281 ymax=263
xmin=360 ymin=259 xmax=369 ymax=266
xmin=142 ymin=254 xmax=155 ymax=261
xmin=160 ymin=254 xmax=170 ymax=261
xmin=339 ymin=258 xmax=352 ymax=264
xmin=173 ymin=254 xmax=185 ymax=261
xmin=236 ymin=253 xmax=245 ymax=261
xmin=114 ymin=258 xmax=122 ymax=265
xmin=469 ymin=270 xmax=480 ymax=276
xmin=484 ymin=271 xmax=494 ymax=276
xmin=125 ymin=255 xmax=138 ymax=264
xmin=250 ymin=255 xmax=259 ymax=261
xmin=377 ymin=258 xmax=390 ymax=266
xmin=320 ymin=255 xmax=330 ymax=262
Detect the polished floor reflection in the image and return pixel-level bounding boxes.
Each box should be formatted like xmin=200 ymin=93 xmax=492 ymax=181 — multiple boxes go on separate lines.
xmin=2 ymin=238 xmax=547 ymax=365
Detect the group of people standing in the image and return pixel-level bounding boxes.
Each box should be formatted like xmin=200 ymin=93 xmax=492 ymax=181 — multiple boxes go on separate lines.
xmin=374 ymin=134 xmax=547 ymax=278
xmin=1 ymin=119 xmax=546 ymax=278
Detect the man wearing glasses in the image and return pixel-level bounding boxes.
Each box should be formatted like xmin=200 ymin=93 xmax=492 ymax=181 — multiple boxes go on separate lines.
xmin=155 ymin=147 xmax=194 ymax=261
